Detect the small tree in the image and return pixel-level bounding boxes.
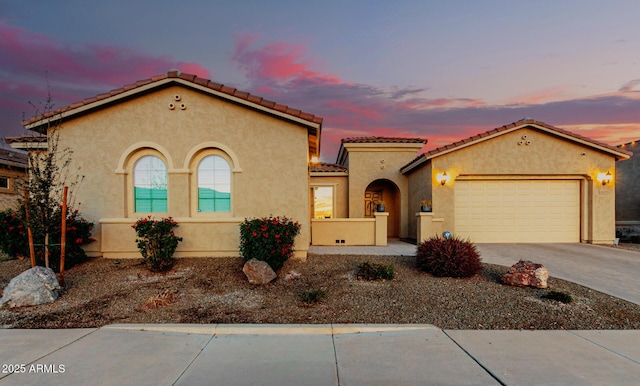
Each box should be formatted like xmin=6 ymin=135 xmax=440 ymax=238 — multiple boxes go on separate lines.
xmin=0 ymin=92 xmax=94 ymax=270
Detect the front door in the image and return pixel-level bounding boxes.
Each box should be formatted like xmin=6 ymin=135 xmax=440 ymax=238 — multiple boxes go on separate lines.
xmin=364 ymin=190 xmax=382 ymax=217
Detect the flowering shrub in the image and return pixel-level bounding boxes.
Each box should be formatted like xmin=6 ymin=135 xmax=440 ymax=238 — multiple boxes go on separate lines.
xmin=132 ymin=216 xmax=183 ymax=272
xmin=416 ymin=235 xmax=482 ymax=278
xmin=239 ymin=216 xmax=301 ymax=270
xmin=0 ymin=209 xmax=28 ymax=259
xmin=0 ymin=208 xmax=95 ymax=272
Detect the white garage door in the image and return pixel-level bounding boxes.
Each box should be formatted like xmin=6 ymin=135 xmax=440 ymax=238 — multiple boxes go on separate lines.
xmin=455 ymin=180 xmax=580 ymax=243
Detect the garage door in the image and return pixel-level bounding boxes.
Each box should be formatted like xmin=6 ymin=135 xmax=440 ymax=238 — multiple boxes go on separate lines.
xmin=455 ymin=180 xmax=580 ymax=243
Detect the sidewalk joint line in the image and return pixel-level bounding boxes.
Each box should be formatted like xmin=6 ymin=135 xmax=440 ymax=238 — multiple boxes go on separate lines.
xmin=568 ymin=331 xmax=640 ymax=365
xmin=330 ymin=324 xmax=342 ymax=386
xmin=172 ymin=331 xmax=217 ymax=386
xmin=442 ymin=330 xmax=507 ymax=386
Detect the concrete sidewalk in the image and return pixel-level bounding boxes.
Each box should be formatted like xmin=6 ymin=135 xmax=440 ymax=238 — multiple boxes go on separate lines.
xmin=1 ymin=324 xmax=640 ymax=385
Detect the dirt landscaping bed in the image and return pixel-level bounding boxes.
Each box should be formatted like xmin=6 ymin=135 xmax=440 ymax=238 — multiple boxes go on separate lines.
xmin=2 ymin=254 xmax=640 ymax=330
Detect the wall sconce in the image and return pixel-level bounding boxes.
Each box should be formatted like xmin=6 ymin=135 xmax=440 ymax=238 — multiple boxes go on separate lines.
xmin=597 ymin=171 xmax=612 ymax=186
xmin=436 ymin=171 xmax=450 ymax=186
xmin=310 ymin=156 xmax=320 ymax=164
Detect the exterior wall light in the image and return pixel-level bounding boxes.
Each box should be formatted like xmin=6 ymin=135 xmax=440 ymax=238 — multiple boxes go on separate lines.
xmin=436 ymin=171 xmax=450 ymax=185
xmin=310 ymin=156 xmax=320 ymax=164
xmin=597 ymin=171 xmax=612 ymax=186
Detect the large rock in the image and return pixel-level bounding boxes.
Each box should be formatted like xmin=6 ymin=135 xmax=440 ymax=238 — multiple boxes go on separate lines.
xmin=501 ymin=260 xmax=548 ymax=289
xmin=242 ymin=259 xmax=277 ymax=285
xmin=0 ymin=266 xmax=61 ymax=308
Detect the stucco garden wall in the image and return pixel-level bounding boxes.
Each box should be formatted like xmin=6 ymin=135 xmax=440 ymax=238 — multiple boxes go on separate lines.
xmin=410 ymin=127 xmax=617 ymax=243
xmin=55 ymin=85 xmax=312 ymax=258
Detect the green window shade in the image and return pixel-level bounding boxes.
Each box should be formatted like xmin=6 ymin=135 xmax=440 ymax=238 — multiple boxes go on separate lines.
xmin=198 ymin=156 xmax=231 ymax=212
xmin=134 ymin=155 xmax=168 ymax=212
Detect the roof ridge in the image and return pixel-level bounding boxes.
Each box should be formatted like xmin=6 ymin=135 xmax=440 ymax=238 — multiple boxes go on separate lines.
xmin=22 ymin=71 xmax=324 ymax=127
xmin=401 ymin=119 xmax=632 ymax=173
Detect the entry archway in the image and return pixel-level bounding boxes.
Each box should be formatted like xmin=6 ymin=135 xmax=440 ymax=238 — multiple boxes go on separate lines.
xmin=365 ymin=179 xmax=400 ymax=238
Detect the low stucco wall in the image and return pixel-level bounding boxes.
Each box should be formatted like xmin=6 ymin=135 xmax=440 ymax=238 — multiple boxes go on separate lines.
xmin=100 ymin=218 xmax=309 ymax=259
xmin=311 ymin=213 xmax=388 ymax=246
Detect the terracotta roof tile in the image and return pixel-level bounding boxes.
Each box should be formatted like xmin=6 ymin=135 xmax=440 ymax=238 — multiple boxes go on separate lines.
xmin=341 ymin=136 xmax=427 ymax=144
xmin=401 ymin=119 xmax=633 ymax=172
xmin=22 ymin=71 xmax=324 ymax=128
xmin=309 ymin=162 xmax=348 ymax=173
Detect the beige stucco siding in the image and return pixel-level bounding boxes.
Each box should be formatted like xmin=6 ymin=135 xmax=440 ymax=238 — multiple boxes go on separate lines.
xmin=343 ymin=144 xmax=423 ymax=238
xmin=55 ymin=85 xmax=312 ymax=257
xmin=411 ymin=127 xmax=616 ymax=243
xmin=407 ymin=162 xmax=432 ymax=239
xmin=309 ymin=175 xmax=349 ymax=218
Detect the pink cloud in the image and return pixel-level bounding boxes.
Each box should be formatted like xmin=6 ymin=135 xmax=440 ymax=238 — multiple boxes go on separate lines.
xmin=0 ymin=21 xmax=211 ymax=138
xmin=232 ymin=33 xmax=341 ymax=84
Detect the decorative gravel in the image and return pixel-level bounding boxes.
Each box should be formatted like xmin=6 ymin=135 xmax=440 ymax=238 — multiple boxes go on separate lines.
xmin=2 ymin=254 xmax=640 ymax=330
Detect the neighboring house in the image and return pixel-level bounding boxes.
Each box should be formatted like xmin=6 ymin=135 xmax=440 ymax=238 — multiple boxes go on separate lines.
xmin=615 ymin=140 xmax=640 ymax=241
xmin=0 ymin=147 xmax=28 ymax=211
xmin=11 ymin=71 xmax=630 ymax=259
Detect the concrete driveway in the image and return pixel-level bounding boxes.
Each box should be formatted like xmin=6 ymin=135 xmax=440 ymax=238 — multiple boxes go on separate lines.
xmin=476 ymin=243 xmax=640 ymax=305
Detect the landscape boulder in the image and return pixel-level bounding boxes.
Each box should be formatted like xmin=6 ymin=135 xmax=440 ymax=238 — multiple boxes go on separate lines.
xmin=501 ymin=260 xmax=548 ymax=289
xmin=0 ymin=266 xmax=61 ymax=308
xmin=242 ymin=259 xmax=277 ymax=285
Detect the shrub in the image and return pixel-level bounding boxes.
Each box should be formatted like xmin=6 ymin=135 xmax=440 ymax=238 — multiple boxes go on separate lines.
xmin=239 ymin=216 xmax=301 ymax=270
xmin=0 ymin=207 xmax=95 ymax=272
xmin=542 ymin=291 xmax=573 ymax=304
xmin=416 ymin=235 xmax=482 ymax=278
xmin=301 ymin=289 xmax=326 ymax=304
xmin=357 ymin=262 xmax=394 ymax=280
xmin=0 ymin=209 xmax=28 ymax=259
xmin=132 ymin=216 xmax=183 ymax=272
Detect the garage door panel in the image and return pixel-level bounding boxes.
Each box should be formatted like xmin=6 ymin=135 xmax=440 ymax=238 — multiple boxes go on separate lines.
xmin=455 ymin=180 xmax=580 ymax=243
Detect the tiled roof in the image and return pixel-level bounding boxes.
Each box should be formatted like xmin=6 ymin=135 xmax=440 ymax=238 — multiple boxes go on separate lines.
xmin=341 ymin=136 xmax=427 ymax=144
xmin=5 ymin=134 xmax=48 ymax=144
xmin=401 ymin=119 xmax=633 ymax=173
xmin=0 ymin=147 xmax=28 ymax=168
xmin=22 ymin=71 xmax=324 ymax=128
xmin=309 ymin=162 xmax=348 ymax=173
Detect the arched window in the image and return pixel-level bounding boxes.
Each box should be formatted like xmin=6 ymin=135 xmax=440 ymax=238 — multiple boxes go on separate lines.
xmin=197 ymin=155 xmax=231 ymax=212
xmin=134 ymin=155 xmax=168 ymax=212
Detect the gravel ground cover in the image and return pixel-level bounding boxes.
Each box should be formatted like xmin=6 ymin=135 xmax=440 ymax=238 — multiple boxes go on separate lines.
xmin=2 ymin=254 xmax=640 ymax=330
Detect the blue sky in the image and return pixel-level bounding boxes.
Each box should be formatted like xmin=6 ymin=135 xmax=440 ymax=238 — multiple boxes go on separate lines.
xmin=1 ymin=0 xmax=639 ymax=160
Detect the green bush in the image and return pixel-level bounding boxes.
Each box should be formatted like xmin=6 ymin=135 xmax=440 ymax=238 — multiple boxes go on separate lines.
xmin=542 ymin=291 xmax=573 ymax=304
xmin=0 ymin=209 xmax=28 ymax=259
xmin=357 ymin=262 xmax=394 ymax=280
xmin=0 ymin=207 xmax=95 ymax=272
xmin=132 ymin=216 xmax=183 ymax=272
xmin=239 ymin=216 xmax=301 ymax=270
xmin=416 ymin=235 xmax=482 ymax=278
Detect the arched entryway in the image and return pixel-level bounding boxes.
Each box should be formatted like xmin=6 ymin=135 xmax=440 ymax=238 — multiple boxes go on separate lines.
xmin=365 ymin=179 xmax=400 ymax=238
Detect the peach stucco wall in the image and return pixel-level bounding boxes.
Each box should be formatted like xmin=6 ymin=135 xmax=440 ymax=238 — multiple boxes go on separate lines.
xmin=342 ymin=143 xmax=423 ymax=239
xmin=54 ymin=85 xmax=313 ymax=258
xmin=408 ymin=127 xmax=617 ymax=243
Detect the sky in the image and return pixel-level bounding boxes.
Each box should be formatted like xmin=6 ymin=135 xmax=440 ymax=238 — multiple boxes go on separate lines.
xmin=1 ymin=0 xmax=640 ymax=161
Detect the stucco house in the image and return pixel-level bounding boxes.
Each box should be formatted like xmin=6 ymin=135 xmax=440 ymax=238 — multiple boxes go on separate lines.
xmin=12 ymin=71 xmax=631 ymax=259
xmin=0 ymin=147 xmax=28 ymax=211
xmin=615 ymin=140 xmax=640 ymax=241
